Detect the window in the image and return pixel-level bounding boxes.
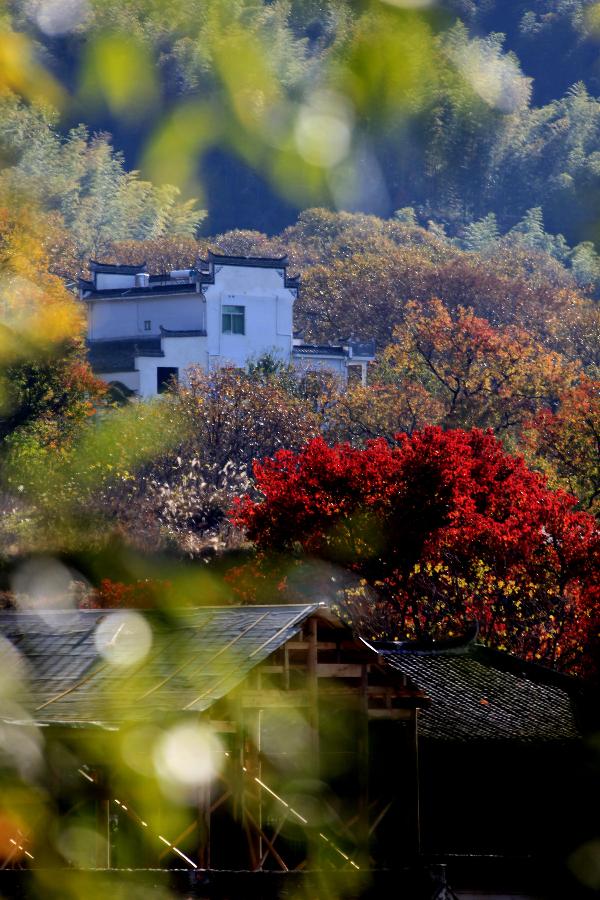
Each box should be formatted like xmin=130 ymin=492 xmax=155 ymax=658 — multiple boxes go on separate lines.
xmin=144 ymin=320 xmax=152 ymax=331
xmin=222 ymin=305 xmax=245 ymax=335
xmin=157 ymin=367 xmax=178 ymax=394
xmin=347 ymin=364 xmax=363 ymax=386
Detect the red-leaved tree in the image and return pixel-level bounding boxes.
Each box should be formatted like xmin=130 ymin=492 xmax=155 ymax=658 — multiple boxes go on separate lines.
xmin=232 ymin=428 xmax=600 ymax=678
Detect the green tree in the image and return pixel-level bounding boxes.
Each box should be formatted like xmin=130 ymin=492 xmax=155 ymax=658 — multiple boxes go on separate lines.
xmin=508 ymin=207 xmax=570 ymax=261
xmin=460 ymin=212 xmax=500 ymax=252
xmin=0 ymin=94 xmax=206 ymax=265
xmin=570 ymin=240 xmax=600 ymax=291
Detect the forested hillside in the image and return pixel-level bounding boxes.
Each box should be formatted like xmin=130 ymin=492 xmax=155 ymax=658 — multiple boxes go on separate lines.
xmin=5 ymin=0 xmax=600 ymax=237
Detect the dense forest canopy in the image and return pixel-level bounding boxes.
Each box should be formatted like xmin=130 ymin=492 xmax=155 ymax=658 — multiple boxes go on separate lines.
xmin=3 ymin=0 xmax=600 ymax=237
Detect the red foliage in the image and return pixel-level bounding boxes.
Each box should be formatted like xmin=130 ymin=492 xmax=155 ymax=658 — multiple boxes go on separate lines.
xmin=80 ymin=579 xmax=170 ymax=609
xmin=232 ymin=429 xmax=600 ymax=677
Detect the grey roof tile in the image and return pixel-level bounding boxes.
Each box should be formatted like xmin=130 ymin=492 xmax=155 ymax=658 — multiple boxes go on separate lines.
xmin=0 ymin=606 xmax=317 ymax=726
xmin=383 ymin=647 xmax=582 ymax=743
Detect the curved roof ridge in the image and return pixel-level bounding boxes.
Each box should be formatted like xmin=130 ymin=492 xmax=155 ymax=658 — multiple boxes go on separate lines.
xmin=206 ymin=249 xmax=289 ymax=267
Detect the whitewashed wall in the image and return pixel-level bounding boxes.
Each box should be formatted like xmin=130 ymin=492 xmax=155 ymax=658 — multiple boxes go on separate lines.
xmin=95 ymin=273 xmax=136 ymax=291
xmin=135 ymin=335 xmax=208 ymax=398
xmin=89 ymin=264 xmax=304 ymax=397
xmin=292 ymin=356 xmax=346 ymax=378
xmin=88 ymin=294 xmax=206 ymax=340
xmin=96 ymin=370 xmax=140 ymax=392
xmin=161 ymin=335 xmax=209 ymax=384
xmin=204 ymin=265 xmax=294 ymax=368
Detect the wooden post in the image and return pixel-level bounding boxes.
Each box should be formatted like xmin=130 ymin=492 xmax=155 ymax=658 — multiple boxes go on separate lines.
xmin=198 ymin=781 xmax=211 ymax=869
xmin=231 ymin=719 xmax=243 ymax=826
xmin=242 ymin=706 xmax=262 ymax=869
xmin=94 ymin=771 xmax=111 ymax=868
xmin=283 ymin=644 xmax=290 ymax=691
xmin=307 ymin=617 xmax=319 ymax=774
xmin=357 ymin=663 xmax=370 ymax=867
xmin=412 ymin=708 xmax=421 ymax=859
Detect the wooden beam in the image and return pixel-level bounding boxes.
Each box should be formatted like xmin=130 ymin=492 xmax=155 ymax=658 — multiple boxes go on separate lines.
xmin=286 ymin=640 xmax=334 ymax=651
xmin=207 ymin=720 xmax=238 ymax=733
xmin=245 ymin=808 xmax=289 ymax=872
xmin=241 ymin=689 xmax=310 ymax=708
xmin=243 ymin=707 xmax=263 ymax=868
xmin=316 ymin=663 xmax=366 ymax=678
xmin=368 ymin=708 xmax=412 ymax=720
xmin=369 ymin=801 xmax=393 ymax=837
xmin=230 ymin=703 xmax=243 ymax=825
xmin=158 ymin=818 xmax=198 ymax=863
xmin=258 ymin=810 xmax=290 ymax=870
xmin=241 ymin=686 xmax=416 ymax=707
xmin=286 ymin=640 xmax=363 ymax=651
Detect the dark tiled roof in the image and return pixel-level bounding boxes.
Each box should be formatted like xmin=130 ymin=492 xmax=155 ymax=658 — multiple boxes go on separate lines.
xmin=207 ymin=250 xmax=288 ymax=268
xmin=293 ymin=344 xmax=346 ymax=358
xmin=0 ymin=605 xmax=318 ymax=726
xmin=87 ymin=338 xmax=162 ymax=373
xmin=80 ymin=283 xmax=198 ymax=300
xmin=135 ymin=348 xmax=165 ymax=358
xmin=348 ymin=340 xmax=376 ymax=358
xmin=284 ymin=274 xmax=300 ymax=289
xmin=82 ymin=255 xmax=301 ymax=295
xmin=149 ymin=272 xmax=197 ymax=283
xmin=160 ymin=327 xmax=207 ymax=337
xmin=89 ymin=260 xmax=147 ymax=274
xmin=382 ymin=645 xmax=583 ymax=743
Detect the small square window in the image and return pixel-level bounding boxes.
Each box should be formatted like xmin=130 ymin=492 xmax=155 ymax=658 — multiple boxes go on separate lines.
xmin=222 ymin=305 xmax=245 ymax=335
xmin=144 ymin=320 xmax=152 ymax=331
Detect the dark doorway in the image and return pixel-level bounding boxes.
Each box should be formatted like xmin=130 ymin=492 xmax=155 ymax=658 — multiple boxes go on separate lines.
xmin=157 ymin=366 xmax=178 ymax=394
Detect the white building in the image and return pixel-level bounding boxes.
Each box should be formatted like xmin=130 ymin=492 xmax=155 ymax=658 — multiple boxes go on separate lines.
xmin=81 ymin=253 xmax=374 ymax=398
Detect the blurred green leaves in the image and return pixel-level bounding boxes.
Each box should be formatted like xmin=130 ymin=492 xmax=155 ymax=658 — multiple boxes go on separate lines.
xmin=332 ymin=6 xmax=440 ymax=122
xmin=0 ymin=27 xmax=63 ymax=107
xmin=0 ymin=0 xmax=504 ymax=220
xmin=7 ymin=398 xmax=185 ymax=549
xmin=80 ymin=32 xmax=159 ymax=118
xmin=143 ymin=101 xmax=214 ymax=200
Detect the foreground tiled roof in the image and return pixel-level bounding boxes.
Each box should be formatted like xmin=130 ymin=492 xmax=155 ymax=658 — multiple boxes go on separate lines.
xmin=87 ymin=338 xmax=163 ymax=373
xmin=382 ymin=645 xmax=583 ymax=743
xmin=0 ymin=605 xmax=317 ymax=726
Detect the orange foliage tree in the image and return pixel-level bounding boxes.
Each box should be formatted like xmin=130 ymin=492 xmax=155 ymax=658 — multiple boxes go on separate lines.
xmin=523 ymin=378 xmax=600 ymax=517
xmin=326 ymin=380 xmax=445 ymax=445
xmin=0 ymin=204 xmax=105 ymax=450
xmin=380 ymin=298 xmax=577 ymax=434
